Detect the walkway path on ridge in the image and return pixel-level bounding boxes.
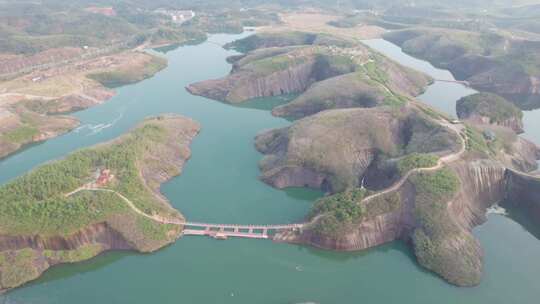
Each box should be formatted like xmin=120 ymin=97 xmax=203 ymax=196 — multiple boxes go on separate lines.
xmin=361 ymin=117 xmax=466 ymax=203
xmin=66 ymin=186 xmax=184 ymax=225
xmin=64 ymin=115 xmax=467 ymax=231
xmin=66 ymin=186 xmax=306 ymax=229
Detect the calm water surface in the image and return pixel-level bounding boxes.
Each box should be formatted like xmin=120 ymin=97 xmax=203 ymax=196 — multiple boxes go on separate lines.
xmin=1 ymin=34 xmax=540 ymax=303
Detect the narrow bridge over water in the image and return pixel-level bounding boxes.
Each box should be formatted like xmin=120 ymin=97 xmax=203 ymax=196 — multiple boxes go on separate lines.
xmin=434 ymin=79 xmax=470 ymax=86
xmin=182 ymin=222 xmax=305 ymax=240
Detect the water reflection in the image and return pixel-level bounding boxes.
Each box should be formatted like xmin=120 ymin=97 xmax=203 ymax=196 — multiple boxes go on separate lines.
xmin=500 ymin=201 xmax=540 ymax=240
xmin=28 ymin=251 xmax=132 ymax=288
xmin=234 ymin=95 xmax=298 ymax=112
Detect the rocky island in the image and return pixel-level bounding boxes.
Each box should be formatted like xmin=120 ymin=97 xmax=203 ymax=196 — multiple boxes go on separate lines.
xmin=383 ymin=29 xmax=540 ymax=110
xmin=188 ymin=31 xmax=540 ymax=287
xmin=0 ymin=114 xmax=200 ymax=292
xmin=263 ymin=100 xmax=540 ymax=287
xmin=456 ymin=92 xmax=524 ymax=133
xmin=187 ymin=32 xmax=432 ymax=118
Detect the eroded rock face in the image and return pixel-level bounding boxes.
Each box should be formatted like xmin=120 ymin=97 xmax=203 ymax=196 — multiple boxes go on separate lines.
xmin=187 ymin=56 xmax=319 ymax=103
xmin=280 ymin=184 xmax=417 ymax=251
xmin=0 ymin=115 xmax=200 ymax=293
xmin=504 ymin=136 xmax=540 ymax=172
xmin=187 ymin=39 xmax=431 ymax=109
xmin=469 ymin=71 xmax=540 ymax=110
xmin=449 ymin=160 xmax=507 ymax=229
xmin=271 ymin=72 xmax=388 ymax=119
xmin=256 ymin=106 xmax=458 ymax=193
xmin=505 ymin=170 xmax=540 ymax=226
xmin=0 ymin=223 xmax=131 ymax=252
xmin=267 ymin=102 xmax=537 ymax=286
xmin=224 ymin=32 xmax=354 ymax=53
xmin=384 ymin=30 xmax=540 ymax=109
xmin=278 ymin=160 xmax=508 ymax=286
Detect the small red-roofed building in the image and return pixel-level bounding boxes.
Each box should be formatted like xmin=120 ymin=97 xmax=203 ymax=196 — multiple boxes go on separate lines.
xmin=96 ymin=169 xmax=114 ymax=186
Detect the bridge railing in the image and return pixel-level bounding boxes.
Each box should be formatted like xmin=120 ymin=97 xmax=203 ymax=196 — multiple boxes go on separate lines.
xmin=183 ymin=222 xmax=305 ymax=229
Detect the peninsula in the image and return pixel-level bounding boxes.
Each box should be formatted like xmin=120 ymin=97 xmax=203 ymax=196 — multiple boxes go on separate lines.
xmin=187 ymin=31 xmax=540 ymax=287
xmin=0 ymin=114 xmax=200 ymax=292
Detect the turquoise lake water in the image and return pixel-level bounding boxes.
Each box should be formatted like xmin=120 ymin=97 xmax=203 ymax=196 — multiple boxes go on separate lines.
xmin=0 ymin=34 xmax=539 ymax=303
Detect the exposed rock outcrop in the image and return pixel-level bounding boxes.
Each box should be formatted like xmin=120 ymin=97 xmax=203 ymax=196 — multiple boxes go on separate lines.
xmin=272 ymin=72 xmax=386 ymax=119
xmin=187 ymin=53 xmax=320 ymax=103
xmin=266 ymin=100 xmax=538 ymax=286
xmin=187 ymin=35 xmax=431 ymax=111
xmin=277 ymin=184 xmax=416 ymax=251
xmin=505 ymin=170 xmax=540 ymax=226
xmin=224 ymin=31 xmax=354 ymax=53
xmin=384 ymin=29 xmax=540 ymax=109
xmin=456 ymin=93 xmax=524 ymax=133
xmin=256 ymin=106 xmax=459 ymax=193
xmin=448 ymin=160 xmax=507 ymax=229
xmin=277 ymin=160 xmax=510 ymax=286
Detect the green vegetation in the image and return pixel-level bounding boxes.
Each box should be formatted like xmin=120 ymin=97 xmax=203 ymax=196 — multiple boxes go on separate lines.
xmin=245 ymin=46 xmax=358 ymax=75
xmin=148 ymin=27 xmax=206 ymax=47
xmin=464 ymin=123 xmax=517 ymax=157
xmin=310 ymin=189 xmax=366 ymax=237
xmin=137 ymin=217 xmax=177 ymax=241
xmin=0 ymin=118 xmax=182 ymax=237
xmin=19 ymin=99 xmax=60 ymax=115
xmin=464 ymin=125 xmax=492 ymax=155
xmin=410 ymin=167 xmax=482 ymax=286
xmin=361 ymin=61 xmax=388 ymax=85
xmin=226 ymin=32 xmax=316 ymax=53
xmin=250 ymin=54 xmax=308 ymax=74
xmin=397 ymin=153 xmax=439 ymax=175
xmin=404 ymin=112 xmax=459 ymax=155
xmin=2 ymin=125 xmax=39 ymax=144
xmin=225 ymin=32 xmax=354 ymax=53
xmin=457 ymin=92 xmax=523 ymax=124
xmin=383 ymin=27 xmax=540 ymax=108
xmin=412 ymin=168 xmax=459 ymax=202
xmin=0 ymin=249 xmax=41 ymax=290
xmin=0 ymin=116 xmax=194 ymax=291
xmin=418 ymin=105 xmax=447 ymax=121
xmin=43 ymin=244 xmax=103 ymax=263
xmin=364 ymin=192 xmax=401 ymax=219
xmin=0 ymin=1 xmax=213 ymax=55
xmin=411 ymin=168 xmax=461 ymax=246
xmin=310 ymin=186 xmax=403 ymax=238
xmin=317 ymin=53 xmax=358 ymax=75
xmin=87 ymin=55 xmax=167 ymax=88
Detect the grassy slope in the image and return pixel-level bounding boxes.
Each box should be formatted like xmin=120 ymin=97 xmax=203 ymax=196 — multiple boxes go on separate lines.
xmin=397 ymin=153 xmax=439 ymax=175
xmin=0 ymin=116 xmax=187 ymax=237
xmin=383 ymin=28 xmax=540 ymax=109
xmin=457 ymin=92 xmax=523 ymax=123
xmin=87 ymin=53 xmax=167 ymax=88
xmin=0 ymin=114 xmax=199 ymax=291
xmin=0 ymin=106 xmax=79 ymax=159
xmin=411 ymin=168 xmax=483 ymax=286
xmin=225 ymin=31 xmax=354 ymax=53
xmin=196 ymin=32 xmax=429 ymax=111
